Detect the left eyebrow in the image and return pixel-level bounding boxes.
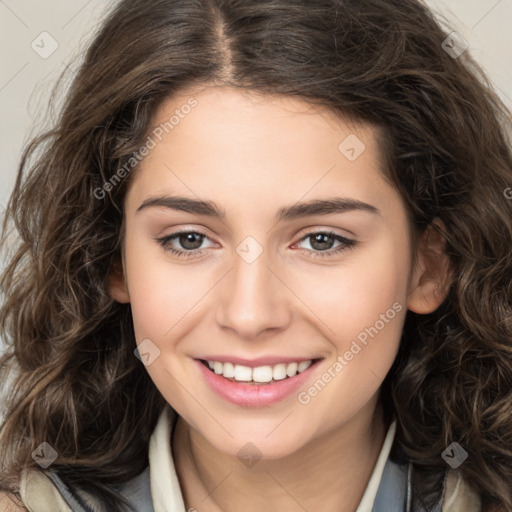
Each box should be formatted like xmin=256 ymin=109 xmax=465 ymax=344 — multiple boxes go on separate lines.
xmin=276 ymin=197 xmax=380 ymax=221
xmin=135 ymin=195 xmax=380 ymax=220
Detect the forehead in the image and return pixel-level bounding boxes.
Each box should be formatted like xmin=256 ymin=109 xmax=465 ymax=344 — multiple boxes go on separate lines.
xmin=148 ymin=85 xmax=377 ymax=158
xmin=126 ymin=85 xmax=399 ymax=222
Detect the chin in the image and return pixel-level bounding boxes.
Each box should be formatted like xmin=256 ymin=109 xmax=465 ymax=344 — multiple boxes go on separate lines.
xmin=209 ymin=430 xmax=309 ymax=462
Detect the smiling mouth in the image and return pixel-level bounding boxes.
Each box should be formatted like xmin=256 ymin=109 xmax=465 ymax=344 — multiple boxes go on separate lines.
xmin=199 ymin=358 xmax=322 ymax=385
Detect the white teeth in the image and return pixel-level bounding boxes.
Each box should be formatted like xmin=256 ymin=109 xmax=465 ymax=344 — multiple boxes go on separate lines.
xmin=204 ymin=359 xmax=314 ymax=383
xmin=298 ymin=360 xmax=312 ymax=373
xmin=223 ymin=362 xmax=235 ymax=378
xmin=234 ymin=365 xmax=252 ymax=381
xmin=272 ymin=363 xmax=287 ymax=381
xmin=252 ymin=366 xmax=273 ymax=383
xmin=213 ymin=361 xmax=223 ymax=375
xmin=286 ymin=362 xmax=298 ymax=377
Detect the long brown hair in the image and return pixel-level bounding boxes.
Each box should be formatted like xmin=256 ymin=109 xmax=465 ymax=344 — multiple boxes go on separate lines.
xmin=1 ymin=0 xmax=512 ymax=510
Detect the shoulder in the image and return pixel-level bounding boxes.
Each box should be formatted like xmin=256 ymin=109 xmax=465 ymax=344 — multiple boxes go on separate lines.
xmin=16 ymin=466 xmax=152 ymax=511
xmin=15 ymin=468 xmax=72 ymax=512
xmin=442 ymin=469 xmax=481 ymax=512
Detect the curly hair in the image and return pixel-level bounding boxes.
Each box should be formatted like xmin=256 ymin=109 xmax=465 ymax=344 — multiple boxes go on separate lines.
xmin=1 ymin=0 xmax=511 ymax=510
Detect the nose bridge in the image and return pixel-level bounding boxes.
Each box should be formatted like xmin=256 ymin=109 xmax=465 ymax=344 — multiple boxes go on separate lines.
xmin=215 ymin=235 xmax=291 ymax=339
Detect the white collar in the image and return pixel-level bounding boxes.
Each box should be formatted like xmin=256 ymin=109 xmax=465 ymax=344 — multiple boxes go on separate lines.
xmin=149 ymin=404 xmax=397 ymax=512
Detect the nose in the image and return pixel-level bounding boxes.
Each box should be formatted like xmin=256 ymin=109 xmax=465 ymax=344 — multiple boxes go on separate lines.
xmin=215 ymin=247 xmax=293 ymax=340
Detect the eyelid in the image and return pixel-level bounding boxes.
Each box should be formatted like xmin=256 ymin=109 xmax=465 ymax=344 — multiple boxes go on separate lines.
xmin=295 ymin=225 xmax=356 ymax=240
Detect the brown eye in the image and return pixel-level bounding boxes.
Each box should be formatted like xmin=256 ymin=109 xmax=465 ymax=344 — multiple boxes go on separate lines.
xmin=156 ymin=230 xmax=212 ymax=258
xmin=309 ymin=233 xmax=337 ymax=251
xmin=295 ymin=231 xmax=357 ymax=259
xmin=175 ymin=232 xmax=205 ymax=250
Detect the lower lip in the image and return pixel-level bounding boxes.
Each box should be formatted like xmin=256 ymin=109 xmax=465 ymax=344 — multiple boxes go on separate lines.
xmin=195 ymin=359 xmax=321 ymax=407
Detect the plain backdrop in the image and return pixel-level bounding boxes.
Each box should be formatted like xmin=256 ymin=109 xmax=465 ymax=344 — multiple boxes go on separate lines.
xmin=0 ymin=0 xmax=511 ymax=347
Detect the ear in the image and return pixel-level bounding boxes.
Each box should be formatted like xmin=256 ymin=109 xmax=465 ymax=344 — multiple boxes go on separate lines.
xmin=108 ymin=258 xmax=131 ymax=304
xmin=407 ymin=218 xmax=452 ymax=314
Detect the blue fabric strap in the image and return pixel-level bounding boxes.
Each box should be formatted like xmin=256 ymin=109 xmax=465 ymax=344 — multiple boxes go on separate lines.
xmin=372 ymin=458 xmax=409 ymax=511
xmin=372 ymin=459 xmax=445 ymax=512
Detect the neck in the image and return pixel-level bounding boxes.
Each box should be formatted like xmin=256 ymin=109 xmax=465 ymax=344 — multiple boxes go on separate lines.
xmin=173 ymin=397 xmax=387 ymax=512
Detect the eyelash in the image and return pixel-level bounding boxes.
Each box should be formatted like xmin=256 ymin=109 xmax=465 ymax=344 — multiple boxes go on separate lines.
xmin=155 ymin=229 xmax=358 ymax=260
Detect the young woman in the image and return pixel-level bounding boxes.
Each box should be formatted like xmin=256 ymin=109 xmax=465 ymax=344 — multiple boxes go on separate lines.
xmin=1 ymin=0 xmax=511 ymax=510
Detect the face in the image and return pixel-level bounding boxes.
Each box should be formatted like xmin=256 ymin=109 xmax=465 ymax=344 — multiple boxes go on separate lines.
xmin=110 ymin=85 xmax=442 ymax=460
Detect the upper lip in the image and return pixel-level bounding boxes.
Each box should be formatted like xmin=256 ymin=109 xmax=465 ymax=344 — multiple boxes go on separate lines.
xmin=198 ymin=356 xmax=321 ymax=368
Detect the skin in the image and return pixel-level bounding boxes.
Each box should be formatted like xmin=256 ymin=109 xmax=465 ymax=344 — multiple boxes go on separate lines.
xmin=109 ymin=85 xmax=451 ymax=512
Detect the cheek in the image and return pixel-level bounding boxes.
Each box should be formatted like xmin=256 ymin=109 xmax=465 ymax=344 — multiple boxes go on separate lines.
xmin=291 ymin=234 xmax=410 ymax=342
xmin=123 ymin=235 xmax=182 ymax=340
xmin=292 ymin=234 xmax=409 ymax=410
xmin=124 ymin=234 xmax=220 ymax=349
xmin=343 ymin=250 xmax=408 ymax=339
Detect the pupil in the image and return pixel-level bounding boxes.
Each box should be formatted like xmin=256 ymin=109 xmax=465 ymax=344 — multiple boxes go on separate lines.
xmin=313 ymin=233 xmax=332 ymax=250
xmin=182 ymin=233 xmax=202 ymax=249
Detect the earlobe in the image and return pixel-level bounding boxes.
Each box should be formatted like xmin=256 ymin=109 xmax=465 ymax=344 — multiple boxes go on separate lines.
xmin=407 ymin=218 xmax=452 ymax=315
xmin=108 ymin=260 xmax=131 ymax=304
